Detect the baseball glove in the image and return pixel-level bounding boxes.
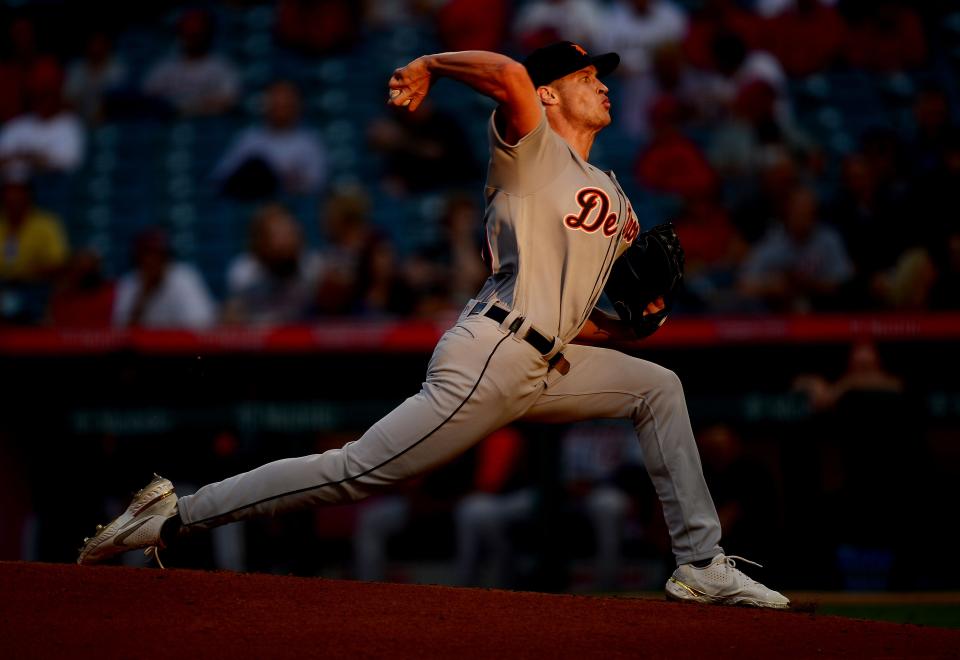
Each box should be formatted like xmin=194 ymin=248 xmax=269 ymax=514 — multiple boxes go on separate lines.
xmin=603 ymin=222 xmax=685 ymax=339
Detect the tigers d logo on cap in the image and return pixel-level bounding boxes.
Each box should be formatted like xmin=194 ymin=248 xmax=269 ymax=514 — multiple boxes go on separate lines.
xmin=523 ymin=41 xmax=620 ymax=88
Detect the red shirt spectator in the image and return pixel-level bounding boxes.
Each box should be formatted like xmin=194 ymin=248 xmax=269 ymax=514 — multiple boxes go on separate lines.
xmin=683 ymin=0 xmax=763 ymax=71
xmin=48 ymin=250 xmax=115 ymax=327
xmin=762 ymin=0 xmax=846 ymax=77
xmin=275 ymin=0 xmax=361 ymax=54
xmin=674 ymin=198 xmax=743 ymax=272
xmin=845 ymin=1 xmax=926 ymax=73
xmin=634 ymin=97 xmax=717 ymax=199
xmin=437 ymin=0 xmax=510 ymax=53
xmin=0 ymin=18 xmax=38 ymax=122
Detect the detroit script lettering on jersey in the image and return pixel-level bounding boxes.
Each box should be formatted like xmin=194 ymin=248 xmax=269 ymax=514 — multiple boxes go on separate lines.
xmin=564 ymin=187 xmax=618 ymax=237
xmin=564 ymin=186 xmax=640 ymax=243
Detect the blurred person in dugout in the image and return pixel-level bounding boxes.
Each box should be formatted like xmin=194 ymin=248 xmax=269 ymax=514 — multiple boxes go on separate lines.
xmin=142 ymin=9 xmax=239 ymax=117
xmin=695 ymin=423 xmax=780 ymax=563
xmin=456 ymin=421 xmax=646 ymax=591
xmin=223 ymin=203 xmax=322 ymax=325
xmin=792 ymin=340 xmax=917 ymax=574
xmin=112 ymin=228 xmax=216 ymax=329
xmin=0 ymin=57 xmax=84 ymax=181
xmin=214 ymin=80 xmax=327 ymax=200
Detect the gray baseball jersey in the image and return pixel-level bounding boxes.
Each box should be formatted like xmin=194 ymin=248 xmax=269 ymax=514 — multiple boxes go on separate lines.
xmin=477 ymin=107 xmax=640 ymax=344
xmin=176 ymin=110 xmax=723 ymax=567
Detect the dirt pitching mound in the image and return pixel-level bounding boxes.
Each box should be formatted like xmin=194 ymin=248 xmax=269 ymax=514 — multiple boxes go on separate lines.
xmin=1 ymin=561 xmax=957 ymax=659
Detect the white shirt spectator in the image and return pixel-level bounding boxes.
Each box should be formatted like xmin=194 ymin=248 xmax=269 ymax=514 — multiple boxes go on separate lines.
xmin=600 ymin=0 xmax=688 ymax=76
xmin=226 ymin=251 xmax=323 ymax=325
xmin=754 ymin=0 xmax=837 ymax=18
xmin=214 ymin=126 xmax=327 ymax=195
xmin=143 ymin=53 xmax=239 ymax=115
xmin=0 ymin=112 xmax=85 ymax=179
xmin=113 ymin=262 xmax=217 ymax=329
xmin=741 ymin=224 xmax=853 ymax=285
xmin=513 ymin=0 xmax=606 ymax=51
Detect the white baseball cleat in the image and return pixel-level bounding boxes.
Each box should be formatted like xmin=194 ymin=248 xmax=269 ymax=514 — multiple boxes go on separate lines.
xmin=665 ymin=554 xmax=790 ymax=609
xmin=77 ymin=474 xmax=178 ymax=567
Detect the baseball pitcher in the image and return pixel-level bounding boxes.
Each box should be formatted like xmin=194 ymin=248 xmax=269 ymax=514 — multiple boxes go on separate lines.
xmin=78 ymin=42 xmax=788 ymax=609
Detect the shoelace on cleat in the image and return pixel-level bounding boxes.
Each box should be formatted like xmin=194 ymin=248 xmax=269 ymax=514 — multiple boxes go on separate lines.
xmin=722 ymin=555 xmax=763 ymax=585
xmin=144 ymin=546 xmax=166 ymax=569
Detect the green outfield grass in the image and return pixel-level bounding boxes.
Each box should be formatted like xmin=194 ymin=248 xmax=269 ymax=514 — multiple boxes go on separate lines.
xmin=789 ymin=593 xmax=960 ymax=629
xmin=818 ymin=604 xmax=960 ymax=628
xmin=623 ymin=592 xmax=960 ymax=629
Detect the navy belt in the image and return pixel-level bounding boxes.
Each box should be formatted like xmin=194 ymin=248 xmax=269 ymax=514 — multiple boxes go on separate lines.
xmin=469 ymin=302 xmax=557 ymax=358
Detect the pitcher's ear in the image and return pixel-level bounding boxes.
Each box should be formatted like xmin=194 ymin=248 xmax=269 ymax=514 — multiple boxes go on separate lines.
xmin=537 ymin=85 xmax=559 ymax=106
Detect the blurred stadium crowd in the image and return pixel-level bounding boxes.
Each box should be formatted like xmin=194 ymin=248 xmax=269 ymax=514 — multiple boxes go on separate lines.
xmin=3 ymin=0 xmax=960 ymax=593
xmin=2 ymin=0 xmax=960 ymax=327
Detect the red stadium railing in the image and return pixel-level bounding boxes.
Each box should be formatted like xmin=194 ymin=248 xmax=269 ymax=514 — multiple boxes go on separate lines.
xmin=3 ymin=313 xmax=960 ymax=355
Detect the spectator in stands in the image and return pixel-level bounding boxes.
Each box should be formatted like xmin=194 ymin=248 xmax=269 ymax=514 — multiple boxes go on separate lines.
xmin=828 ymin=153 xmax=906 ymax=304
xmin=0 ymin=58 xmax=85 ymax=180
xmin=619 ymin=42 xmax=704 ymax=140
xmin=214 ymin=81 xmax=327 ymax=199
xmin=752 ymin=0 xmax=838 ymax=18
xmin=762 ymin=0 xmax=846 ymax=78
xmin=870 ymin=246 xmax=937 ymax=311
xmin=0 ymin=17 xmax=40 ymax=122
xmin=673 ymin=193 xmax=748 ymax=312
xmin=352 ymin=233 xmax=414 ymax=317
xmin=730 ymin=145 xmax=800 ymax=243
xmin=683 ymin=0 xmax=763 ymax=72
xmin=112 ymin=228 xmax=216 ymax=329
xmin=367 ymin=101 xmax=479 ymax=195
xmin=513 ymin=0 xmax=605 ymax=53
xmin=436 ymin=0 xmax=510 ymax=53
xmin=707 ymin=77 xmax=814 ymax=191
xmin=906 ymin=86 xmax=952 ymax=180
xmin=597 ymin=0 xmax=688 ymax=138
xmin=48 ymin=249 xmax=115 ymax=327
xmin=223 ymin=204 xmax=323 ymax=325
xmin=404 ymin=193 xmax=488 ymax=317
xmin=738 ymin=185 xmax=853 ymax=312
xmin=314 ymin=187 xmax=371 ymax=315
xmin=844 ymin=0 xmax=926 ymax=74
xmin=915 ymin=130 xmax=960 ymax=310
xmin=686 ymin=31 xmax=788 ymax=129
xmin=0 ymin=178 xmax=69 ymax=282
xmin=275 ymin=0 xmax=362 ymax=55
xmin=143 ymin=9 xmax=239 ymax=117
xmin=634 ymin=96 xmax=717 ymax=199
xmin=930 ymin=230 xmax=960 ymax=310
xmin=64 ymin=31 xmax=128 ymax=125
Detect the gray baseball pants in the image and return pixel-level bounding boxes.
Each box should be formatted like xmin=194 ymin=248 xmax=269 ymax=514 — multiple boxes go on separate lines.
xmin=176 ymin=303 xmax=723 ymax=566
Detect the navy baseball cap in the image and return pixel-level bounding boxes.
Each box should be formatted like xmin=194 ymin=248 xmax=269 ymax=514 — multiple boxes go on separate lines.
xmin=523 ymin=41 xmax=620 ymax=87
